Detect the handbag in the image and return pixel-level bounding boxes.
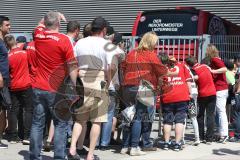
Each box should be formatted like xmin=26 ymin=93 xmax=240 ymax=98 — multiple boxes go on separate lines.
xmin=135 ymin=51 xmax=155 ymax=107
xmin=188 ymin=98 xmax=197 ymax=117
xmin=121 ymin=104 xmax=136 ymax=125
xmin=137 ymin=79 xmax=155 ymax=107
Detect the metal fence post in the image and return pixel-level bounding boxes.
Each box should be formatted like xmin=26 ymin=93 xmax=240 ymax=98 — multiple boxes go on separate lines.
xmin=199 ymin=34 xmax=211 ymax=62
xmin=131 ymin=36 xmax=136 ymax=51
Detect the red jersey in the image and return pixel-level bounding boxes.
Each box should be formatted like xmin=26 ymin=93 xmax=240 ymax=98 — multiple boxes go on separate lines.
xmin=122 ymin=49 xmax=167 ymax=88
xmin=8 ymin=48 xmax=31 ymax=91
xmin=33 ymin=26 xmax=77 ymax=92
xmin=162 ymin=62 xmax=191 ymax=104
xmin=26 ymin=41 xmax=37 ymax=83
xmin=210 ymin=57 xmax=228 ymax=91
xmin=192 ymin=63 xmax=216 ymax=97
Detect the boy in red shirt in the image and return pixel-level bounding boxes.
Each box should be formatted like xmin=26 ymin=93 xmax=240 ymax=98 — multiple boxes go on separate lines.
xmin=4 ymin=35 xmax=32 ymax=145
xmin=161 ymin=56 xmax=191 ymax=151
xmin=185 ymin=56 xmax=216 ymax=144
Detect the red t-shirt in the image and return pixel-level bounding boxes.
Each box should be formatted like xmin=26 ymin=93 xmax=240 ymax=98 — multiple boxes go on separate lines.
xmin=8 ymin=48 xmax=31 ymax=91
xmin=122 ymin=49 xmax=167 ymax=88
xmin=162 ymin=62 xmax=191 ymax=104
xmin=33 ymin=26 xmax=77 ymax=92
xmin=26 ymin=41 xmax=37 ymax=83
xmin=210 ymin=57 xmax=228 ymax=91
xmin=193 ymin=63 xmax=216 ymax=97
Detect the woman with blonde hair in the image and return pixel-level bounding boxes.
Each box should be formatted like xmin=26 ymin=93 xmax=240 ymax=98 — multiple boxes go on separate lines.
xmin=120 ymin=31 xmax=174 ymax=156
xmin=206 ymin=44 xmax=221 ymax=59
xmin=137 ymin=31 xmax=159 ymax=51
xmin=206 ymin=44 xmax=229 ymax=143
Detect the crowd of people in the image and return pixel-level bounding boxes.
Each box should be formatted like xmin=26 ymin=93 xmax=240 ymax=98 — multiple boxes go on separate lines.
xmin=0 ymin=10 xmax=240 ymax=160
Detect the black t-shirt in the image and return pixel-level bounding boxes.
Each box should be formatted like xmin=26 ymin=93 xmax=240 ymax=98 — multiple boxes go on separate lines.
xmin=190 ymin=68 xmax=196 ymax=76
xmin=0 ymin=38 xmax=9 ymax=79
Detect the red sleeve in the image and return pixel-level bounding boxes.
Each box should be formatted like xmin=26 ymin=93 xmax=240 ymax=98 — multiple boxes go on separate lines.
xmin=34 ymin=26 xmax=45 ymax=39
xmin=150 ymin=53 xmax=168 ymax=76
xmin=63 ymin=37 xmax=77 ymax=64
xmin=211 ymin=57 xmax=225 ymax=68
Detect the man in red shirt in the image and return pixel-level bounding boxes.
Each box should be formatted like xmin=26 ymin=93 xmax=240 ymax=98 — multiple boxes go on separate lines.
xmin=29 ymin=11 xmax=78 ymax=160
xmin=185 ymin=56 xmax=216 ymax=144
xmin=161 ymin=56 xmax=191 ymax=151
xmin=4 ymin=35 xmax=32 ymax=145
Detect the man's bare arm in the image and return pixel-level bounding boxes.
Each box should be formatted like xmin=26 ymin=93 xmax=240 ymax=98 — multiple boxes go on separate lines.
xmin=68 ymin=63 xmax=78 ymax=86
xmin=211 ymin=67 xmax=227 ymax=74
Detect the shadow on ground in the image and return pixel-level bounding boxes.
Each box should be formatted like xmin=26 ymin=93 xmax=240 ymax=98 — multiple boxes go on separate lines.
xmin=18 ymin=150 xmax=53 ymax=160
xmin=212 ymin=148 xmax=240 ymax=156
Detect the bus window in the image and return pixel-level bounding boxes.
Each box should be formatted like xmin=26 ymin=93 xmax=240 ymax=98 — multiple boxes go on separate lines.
xmin=135 ymin=10 xmax=199 ymax=36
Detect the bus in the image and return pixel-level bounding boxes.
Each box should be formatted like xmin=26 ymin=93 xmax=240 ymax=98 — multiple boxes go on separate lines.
xmin=131 ymin=7 xmax=240 ymax=61
xmin=132 ymin=7 xmax=240 ymax=36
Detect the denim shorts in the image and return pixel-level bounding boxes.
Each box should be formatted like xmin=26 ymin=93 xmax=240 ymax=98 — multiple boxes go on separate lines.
xmin=162 ymin=101 xmax=188 ymax=125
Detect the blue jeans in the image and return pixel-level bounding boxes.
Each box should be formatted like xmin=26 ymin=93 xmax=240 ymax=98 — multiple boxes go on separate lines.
xmin=67 ymin=120 xmax=73 ymax=138
xmin=233 ymin=110 xmax=240 ymax=138
xmin=122 ymin=102 xmax=153 ymax=148
xmin=233 ymin=94 xmax=240 ymax=138
xmin=122 ymin=86 xmax=154 ymax=148
xmin=100 ymin=91 xmax=116 ymax=146
xmin=141 ymin=122 xmax=153 ymax=148
xmin=30 ymin=89 xmax=68 ymax=160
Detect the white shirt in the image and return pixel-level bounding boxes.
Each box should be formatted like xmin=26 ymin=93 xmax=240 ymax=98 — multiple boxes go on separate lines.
xmin=107 ymin=46 xmax=125 ymax=91
xmin=74 ymin=36 xmax=111 ymax=71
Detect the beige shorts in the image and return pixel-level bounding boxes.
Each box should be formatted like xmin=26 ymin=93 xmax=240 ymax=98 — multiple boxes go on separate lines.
xmin=72 ymin=96 xmax=108 ymax=122
xmin=72 ymin=70 xmax=109 ymax=123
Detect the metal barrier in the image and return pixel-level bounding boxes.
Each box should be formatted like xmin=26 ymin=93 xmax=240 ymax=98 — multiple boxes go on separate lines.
xmin=211 ymin=35 xmax=240 ymax=61
xmin=123 ymin=35 xmax=208 ymax=62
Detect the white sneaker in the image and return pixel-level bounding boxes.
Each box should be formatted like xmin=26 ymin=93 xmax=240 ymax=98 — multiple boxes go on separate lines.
xmin=180 ymin=139 xmax=185 ymax=145
xmin=130 ymin=147 xmax=146 ymax=156
xmin=120 ymin=147 xmax=129 ymax=154
xmin=219 ymin=136 xmax=229 ymax=144
xmin=193 ymin=139 xmax=200 ymax=146
xmin=22 ymin=139 xmax=30 ymax=145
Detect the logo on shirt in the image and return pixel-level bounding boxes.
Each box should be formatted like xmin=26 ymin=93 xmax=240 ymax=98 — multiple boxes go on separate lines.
xmin=35 ymin=34 xmax=60 ymax=41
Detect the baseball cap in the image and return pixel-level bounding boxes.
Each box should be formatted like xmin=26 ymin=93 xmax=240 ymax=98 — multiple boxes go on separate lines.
xmin=16 ymin=36 xmax=27 ymax=43
xmin=91 ymin=16 xmax=109 ymax=33
xmin=106 ymin=26 xmax=114 ymax=36
xmin=112 ymin=32 xmax=123 ymax=45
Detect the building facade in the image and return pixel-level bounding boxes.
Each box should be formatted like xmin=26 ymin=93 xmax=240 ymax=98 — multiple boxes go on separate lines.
xmin=0 ymin=0 xmax=240 ymax=34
